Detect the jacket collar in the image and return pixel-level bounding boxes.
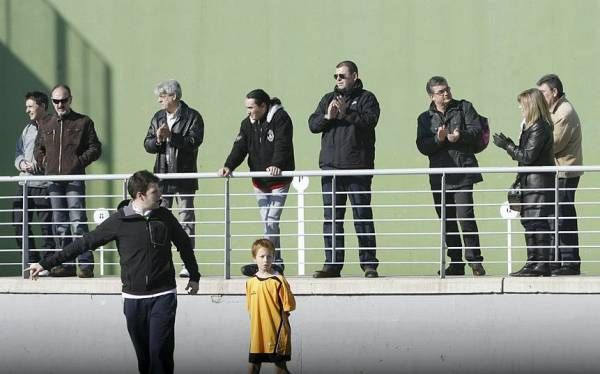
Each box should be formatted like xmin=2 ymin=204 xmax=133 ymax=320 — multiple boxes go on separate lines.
xmin=333 ymin=78 xmax=364 ymax=98
xmin=428 ymin=99 xmax=460 ymax=115
xmin=550 ymin=95 xmax=567 ymax=115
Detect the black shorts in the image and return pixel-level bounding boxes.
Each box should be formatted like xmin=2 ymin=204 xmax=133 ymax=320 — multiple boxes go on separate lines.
xmin=248 ymin=353 xmax=291 ymax=364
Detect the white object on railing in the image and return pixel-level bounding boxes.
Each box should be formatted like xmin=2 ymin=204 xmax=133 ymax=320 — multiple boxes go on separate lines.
xmin=500 ymin=201 xmax=520 ymax=274
xmin=93 ymin=208 xmax=110 ymax=276
xmin=292 ymin=176 xmax=310 ymax=275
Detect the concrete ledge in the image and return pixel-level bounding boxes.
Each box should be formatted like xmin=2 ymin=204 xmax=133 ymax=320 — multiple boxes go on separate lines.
xmin=3 ymin=275 xmax=600 ymax=295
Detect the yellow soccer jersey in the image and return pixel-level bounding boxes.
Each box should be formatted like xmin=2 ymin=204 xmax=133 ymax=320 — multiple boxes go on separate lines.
xmin=246 ymin=274 xmax=296 ymax=361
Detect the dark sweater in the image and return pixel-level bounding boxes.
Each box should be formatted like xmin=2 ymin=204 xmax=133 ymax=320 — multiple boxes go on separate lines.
xmin=39 ymin=200 xmax=200 ymax=295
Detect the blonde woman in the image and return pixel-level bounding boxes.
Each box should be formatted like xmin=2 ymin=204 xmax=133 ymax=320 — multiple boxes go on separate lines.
xmin=493 ymin=88 xmax=555 ymax=276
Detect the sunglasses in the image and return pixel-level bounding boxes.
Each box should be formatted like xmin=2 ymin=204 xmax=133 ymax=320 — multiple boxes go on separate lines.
xmin=333 ymin=74 xmax=348 ymax=80
xmin=52 ymin=98 xmax=70 ymax=104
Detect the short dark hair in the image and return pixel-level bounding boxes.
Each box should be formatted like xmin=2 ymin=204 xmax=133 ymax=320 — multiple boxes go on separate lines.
xmin=246 ymin=89 xmax=281 ymax=107
xmin=336 ymin=60 xmax=358 ymax=75
xmin=24 ymin=91 xmax=49 ymax=110
xmin=51 ymin=84 xmax=72 ymax=97
xmin=127 ymin=170 xmax=160 ymax=198
xmin=426 ymin=76 xmax=448 ymax=94
xmin=537 ymin=74 xmax=564 ymax=96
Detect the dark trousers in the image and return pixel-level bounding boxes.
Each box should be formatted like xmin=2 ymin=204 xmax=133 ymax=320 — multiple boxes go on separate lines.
xmin=123 ymin=293 xmax=177 ymax=374
xmin=432 ymin=185 xmax=483 ymax=264
xmin=12 ymin=185 xmax=55 ymax=262
xmin=321 ymin=175 xmax=378 ymax=272
xmin=549 ymin=177 xmax=581 ymax=268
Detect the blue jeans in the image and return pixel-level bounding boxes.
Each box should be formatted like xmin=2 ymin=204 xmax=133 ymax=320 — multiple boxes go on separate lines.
xmin=253 ymin=184 xmax=290 ymax=263
xmin=321 ymin=175 xmax=378 ymax=272
xmin=48 ymin=180 xmax=93 ymax=270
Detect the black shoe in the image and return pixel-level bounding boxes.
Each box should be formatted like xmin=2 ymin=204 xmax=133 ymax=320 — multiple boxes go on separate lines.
xmin=49 ymin=265 xmax=76 ymax=277
xmin=551 ymin=266 xmax=580 ymax=276
xmin=77 ymin=268 xmax=94 ymax=278
xmin=469 ymin=263 xmax=486 ymax=276
xmin=437 ymin=264 xmax=465 ymax=276
xmin=511 ymin=264 xmax=551 ymax=277
xmin=313 ymin=268 xmax=341 ymax=278
xmin=364 ymin=267 xmax=379 ymax=278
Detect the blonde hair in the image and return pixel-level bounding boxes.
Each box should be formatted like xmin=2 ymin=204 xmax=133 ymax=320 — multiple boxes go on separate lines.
xmin=251 ymin=239 xmax=275 ymax=258
xmin=518 ymin=88 xmax=553 ymax=128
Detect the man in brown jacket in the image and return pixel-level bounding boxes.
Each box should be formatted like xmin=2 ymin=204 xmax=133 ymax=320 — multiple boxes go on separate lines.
xmin=537 ymin=74 xmax=583 ymax=276
xmin=34 ymin=84 xmax=102 ymax=278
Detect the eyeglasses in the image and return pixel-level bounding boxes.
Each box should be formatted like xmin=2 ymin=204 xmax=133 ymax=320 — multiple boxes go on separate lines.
xmin=433 ymin=87 xmax=451 ymax=96
xmin=333 ymin=74 xmax=348 ymax=80
xmin=52 ymin=97 xmax=70 ymax=104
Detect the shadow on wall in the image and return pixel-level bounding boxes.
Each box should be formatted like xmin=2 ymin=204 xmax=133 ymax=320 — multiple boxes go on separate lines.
xmin=0 ymin=0 xmax=114 ymax=275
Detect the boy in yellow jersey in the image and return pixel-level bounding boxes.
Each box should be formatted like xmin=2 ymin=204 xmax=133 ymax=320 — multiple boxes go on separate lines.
xmin=246 ymin=239 xmax=296 ymax=374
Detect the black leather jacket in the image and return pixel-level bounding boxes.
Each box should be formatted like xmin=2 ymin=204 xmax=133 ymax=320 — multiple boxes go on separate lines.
xmin=416 ymin=100 xmax=483 ymax=189
xmin=505 ymin=120 xmax=555 ymax=218
xmin=144 ymin=101 xmax=204 ymax=192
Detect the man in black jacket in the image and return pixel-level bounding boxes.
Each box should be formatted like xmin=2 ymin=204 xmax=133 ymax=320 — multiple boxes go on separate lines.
xmin=416 ymin=76 xmax=485 ymax=276
xmin=144 ymin=80 xmax=204 ymax=278
xmin=27 ymin=170 xmax=200 ymax=374
xmin=218 ymin=89 xmax=294 ymax=276
xmin=308 ymin=60 xmax=379 ymax=278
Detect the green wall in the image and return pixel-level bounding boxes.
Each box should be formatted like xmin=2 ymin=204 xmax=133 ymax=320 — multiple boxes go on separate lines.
xmin=1 ymin=0 xmax=600 ymax=276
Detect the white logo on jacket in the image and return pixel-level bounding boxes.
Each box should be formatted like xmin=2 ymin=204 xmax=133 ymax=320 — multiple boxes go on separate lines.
xmin=267 ymin=129 xmax=274 ymax=142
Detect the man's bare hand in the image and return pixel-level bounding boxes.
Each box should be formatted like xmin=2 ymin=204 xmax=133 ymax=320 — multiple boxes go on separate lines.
xmin=185 ymin=280 xmax=199 ymax=295
xmin=436 ymin=127 xmax=447 ymax=142
xmin=447 ymin=129 xmax=461 ymax=143
xmin=217 ymin=167 xmax=231 ymax=177
xmin=325 ymin=100 xmax=339 ymax=120
xmin=266 ymin=166 xmax=281 ymax=176
xmin=157 ymin=123 xmax=170 ymax=143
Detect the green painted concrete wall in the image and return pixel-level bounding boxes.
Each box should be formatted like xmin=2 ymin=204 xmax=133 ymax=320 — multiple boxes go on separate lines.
xmin=1 ymin=0 xmax=600 ymax=276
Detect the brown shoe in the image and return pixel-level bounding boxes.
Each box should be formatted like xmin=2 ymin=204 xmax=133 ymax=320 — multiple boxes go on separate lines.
xmin=49 ymin=265 xmax=76 ymax=277
xmin=469 ymin=263 xmax=486 ymax=276
xmin=77 ymin=268 xmax=94 ymax=278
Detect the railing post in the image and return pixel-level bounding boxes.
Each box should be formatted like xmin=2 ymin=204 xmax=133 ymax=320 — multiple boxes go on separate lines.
xmin=224 ymin=177 xmax=231 ymax=279
xmin=292 ymin=176 xmax=309 ymax=275
xmin=554 ymin=172 xmax=560 ymax=268
xmin=439 ymin=173 xmax=447 ymax=279
xmin=21 ymin=182 xmax=30 ymax=279
xmin=331 ymin=174 xmax=337 ymax=270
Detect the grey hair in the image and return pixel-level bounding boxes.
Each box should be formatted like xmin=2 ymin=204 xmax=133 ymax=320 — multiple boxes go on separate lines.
xmin=154 ymin=80 xmax=182 ymax=100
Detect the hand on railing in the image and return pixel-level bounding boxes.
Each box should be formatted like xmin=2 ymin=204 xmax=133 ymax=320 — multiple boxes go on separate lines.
xmin=217 ymin=167 xmax=231 ymax=177
xmin=24 ymin=263 xmax=44 ymax=280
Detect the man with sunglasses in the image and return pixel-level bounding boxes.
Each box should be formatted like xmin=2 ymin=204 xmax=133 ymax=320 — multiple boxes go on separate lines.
xmin=34 ymin=84 xmax=102 ymax=278
xmin=308 ymin=60 xmax=380 ymax=278
xmin=416 ymin=76 xmax=485 ymax=276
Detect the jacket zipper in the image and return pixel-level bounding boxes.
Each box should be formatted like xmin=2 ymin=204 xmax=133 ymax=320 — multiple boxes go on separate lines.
xmin=145 ymin=218 xmax=152 ymax=286
xmin=58 ymin=119 xmax=63 ymax=174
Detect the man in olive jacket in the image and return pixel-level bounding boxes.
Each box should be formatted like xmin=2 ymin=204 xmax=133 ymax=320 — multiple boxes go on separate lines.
xmin=34 ymin=84 xmax=102 ymax=278
xmin=416 ymin=76 xmax=485 ymax=276
xmin=144 ymin=80 xmax=204 ymax=277
xmin=27 ymin=170 xmax=200 ymax=374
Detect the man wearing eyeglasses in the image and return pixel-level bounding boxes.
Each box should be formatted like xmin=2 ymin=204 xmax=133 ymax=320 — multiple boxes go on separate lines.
xmin=308 ymin=60 xmax=380 ymax=278
xmin=34 ymin=84 xmax=102 ymax=278
xmin=416 ymin=76 xmax=485 ymax=276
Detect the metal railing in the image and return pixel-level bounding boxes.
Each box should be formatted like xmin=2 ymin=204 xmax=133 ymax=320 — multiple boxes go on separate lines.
xmin=2 ymin=165 xmax=599 ymax=279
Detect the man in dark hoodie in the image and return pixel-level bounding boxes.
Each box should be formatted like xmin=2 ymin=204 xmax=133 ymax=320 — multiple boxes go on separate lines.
xmin=144 ymin=80 xmax=204 ymax=278
xmin=218 ymin=89 xmax=295 ymax=276
xmin=308 ymin=60 xmax=380 ymax=278
xmin=27 ymin=170 xmax=200 ymax=374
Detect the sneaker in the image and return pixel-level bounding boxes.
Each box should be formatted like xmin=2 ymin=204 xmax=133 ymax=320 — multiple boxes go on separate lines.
xmin=78 ymin=268 xmax=94 ymax=278
xmin=312 ymin=267 xmax=341 ymax=278
xmin=468 ymin=263 xmax=486 ymax=276
xmin=241 ymin=264 xmax=258 ymax=277
xmin=179 ymin=267 xmax=190 ymax=278
xmin=38 ymin=270 xmax=50 ymax=277
xmin=49 ymin=265 xmax=76 ymax=277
